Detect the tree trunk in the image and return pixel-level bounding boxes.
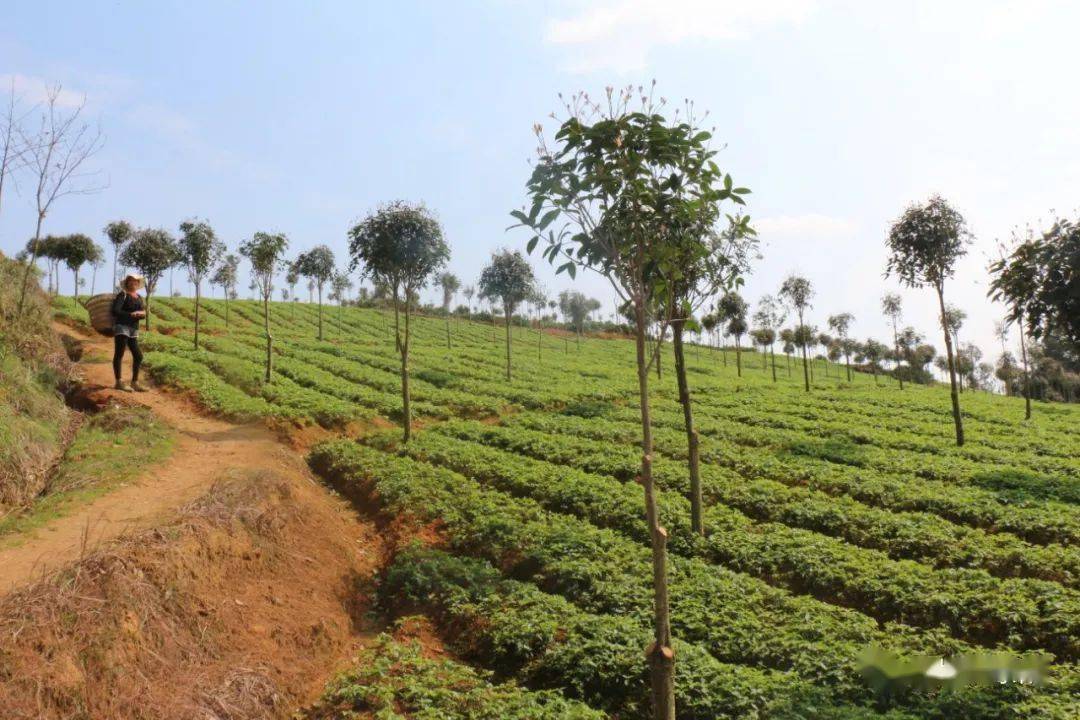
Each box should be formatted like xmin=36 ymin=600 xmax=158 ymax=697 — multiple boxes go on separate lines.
xmin=633 ymin=297 xmax=675 ymax=720
xmin=263 ymin=293 xmax=273 ymax=383
xmin=671 ymin=321 xmax=703 ymax=536
xmin=735 ymin=335 xmax=742 ymax=377
xmin=446 ymin=315 xmax=452 ymax=350
xmin=16 ymin=212 xmax=46 ymax=316
xmin=224 ymin=292 xmax=230 ymax=328
xmin=845 ymin=353 xmax=852 ymax=382
xmin=401 ymin=293 xmax=412 ymax=443
xmin=1019 ymin=320 xmax=1032 ymax=420
xmin=936 ymin=285 xmax=964 ymax=446
xmin=394 ymin=286 xmax=402 ymax=353
xmin=959 ymin=332 xmax=967 ymax=395
xmin=317 ymin=285 xmax=324 ymax=341
xmin=801 ymin=343 xmax=810 ymax=392
xmin=892 ymin=321 xmax=904 ymax=390
xmin=770 ymin=346 xmax=777 ymax=382
xmin=113 ymin=248 xmax=118 ymax=293
xmin=504 ymin=303 xmax=512 ymax=381
xmin=145 ymin=288 xmax=153 ymax=330
xmin=194 ymin=280 xmax=201 ymax=349
xmin=537 ymin=315 xmax=542 ymax=363
xmin=73 ymin=268 xmax=80 ymax=301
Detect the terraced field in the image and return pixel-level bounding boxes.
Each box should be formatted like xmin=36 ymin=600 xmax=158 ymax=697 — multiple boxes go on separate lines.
xmin=56 ymin=295 xmax=1080 ymax=718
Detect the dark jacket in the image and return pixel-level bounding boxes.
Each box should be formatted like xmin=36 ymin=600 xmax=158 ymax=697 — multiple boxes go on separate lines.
xmin=111 ymin=292 xmax=145 ymax=329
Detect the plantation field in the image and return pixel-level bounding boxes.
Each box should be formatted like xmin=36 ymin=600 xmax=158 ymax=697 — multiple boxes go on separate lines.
xmin=56 ymin=295 xmax=1080 ymax=718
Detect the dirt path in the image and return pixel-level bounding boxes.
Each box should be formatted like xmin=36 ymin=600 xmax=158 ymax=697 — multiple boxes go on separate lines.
xmin=0 ymin=324 xmax=330 ymax=595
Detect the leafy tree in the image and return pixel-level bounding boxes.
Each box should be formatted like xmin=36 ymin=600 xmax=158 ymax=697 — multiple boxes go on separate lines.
xmin=178 ymin=219 xmax=224 ymax=349
xmin=752 ymin=295 xmax=785 ymax=380
xmin=515 ymin=86 xmax=748 ymax=717
xmin=991 ymin=216 xmax=1080 ymax=352
xmin=886 ymin=195 xmax=971 ymax=445
xmin=294 ymin=245 xmax=336 ymax=340
xmin=462 ymin=285 xmax=475 ymax=315
xmin=880 ymin=293 xmax=905 ymax=389
xmin=663 ymin=215 xmax=755 ymax=535
xmin=349 ymin=200 xmax=448 ymax=442
xmin=779 ymin=327 xmax=795 ymax=375
xmin=827 ymin=312 xmax=855 ymax=382
xmin=700 ymin=312 xmax=719 ymax=361
xmin=285 ymin=262 xmax=301 ymax=319
xmin=120 ymin=228 xmax=180 ymax=330
xmin=331 ymin=271 xmax=352 ymax=336
xmin=436 ymin=272 xmax=461 ymax=349
xmin=862 ymin=338 xmax=888 ymax=383
xmin=212 ymin=253 xmax=239 ymax=327
xmin=104 ymin=220 xmax=134 ymax=293
xmin=240 ymin=231 xmax=289 ymax=382
xmin=943 ymin=304 xmax=967 ymax=392
xmin=559 ymin=289 xmax=594 ymax=350
xmin=718 ymin=292 xmax=748 ymax=377
xmin=57 ymin=233 xmax=101 ymax=301
xmin=779 ymin=275 xmax=814 ymax=391
xmin=479 ymin=249 xmax=535 ymax=381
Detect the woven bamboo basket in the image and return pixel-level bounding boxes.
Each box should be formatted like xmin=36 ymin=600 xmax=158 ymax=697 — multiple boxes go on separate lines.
xmin=83 ymin=293 xmax=117 ymax=337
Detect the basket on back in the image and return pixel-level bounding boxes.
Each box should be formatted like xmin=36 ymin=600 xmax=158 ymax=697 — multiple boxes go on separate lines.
xmin=83 ymin=293 xmax=118 ymax=337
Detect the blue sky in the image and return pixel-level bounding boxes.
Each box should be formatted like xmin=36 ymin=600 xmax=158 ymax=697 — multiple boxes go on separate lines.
xmin=3 ymin=1 xmax=1079 ymax=361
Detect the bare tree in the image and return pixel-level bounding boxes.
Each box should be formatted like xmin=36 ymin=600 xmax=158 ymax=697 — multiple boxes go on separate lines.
xmin=0 ymin=78 xmax=31 ymax=221
xmin=17 ymin=84 xmax=106 ymax=314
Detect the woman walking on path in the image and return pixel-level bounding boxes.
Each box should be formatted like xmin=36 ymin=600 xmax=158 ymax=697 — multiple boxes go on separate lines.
xmin=111 ymin=274 xmax=147 ymax=392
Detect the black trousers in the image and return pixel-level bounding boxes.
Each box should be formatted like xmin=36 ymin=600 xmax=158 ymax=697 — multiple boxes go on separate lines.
xmin=113 ymin=334 xmax=143 ymax=382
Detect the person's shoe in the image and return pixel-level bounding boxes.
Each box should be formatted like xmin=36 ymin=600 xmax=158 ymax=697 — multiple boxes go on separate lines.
xmin=115 ymin=381 xmax=133 ymax=392
xmin=131 ymin=381 xmax=148 ymax=393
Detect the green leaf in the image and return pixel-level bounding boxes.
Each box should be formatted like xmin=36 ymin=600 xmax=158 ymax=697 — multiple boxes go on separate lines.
xmin=526 ymin=236 xmax=539 ymax=254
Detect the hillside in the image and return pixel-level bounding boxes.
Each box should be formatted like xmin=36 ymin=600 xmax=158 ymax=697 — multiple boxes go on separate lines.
xmin=49 ymin=293 xmax=1080 ymax=719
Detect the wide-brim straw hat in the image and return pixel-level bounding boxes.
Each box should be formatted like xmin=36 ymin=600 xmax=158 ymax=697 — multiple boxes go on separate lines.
xmin=122 ymin=273 xmax=145 ymax=289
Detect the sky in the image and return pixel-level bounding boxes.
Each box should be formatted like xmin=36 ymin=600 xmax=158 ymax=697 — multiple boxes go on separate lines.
xmin=2 ymin=0 xmax=1079 ymax=362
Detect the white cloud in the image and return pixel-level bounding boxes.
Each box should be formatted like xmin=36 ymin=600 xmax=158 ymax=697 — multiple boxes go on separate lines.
xmin=0 ymin=73 xmax=86 ymax=108
xmin=546 ymin=0 xmax=819 ymax=73
xmin=754 ymin=213 xmax=856 ymax=239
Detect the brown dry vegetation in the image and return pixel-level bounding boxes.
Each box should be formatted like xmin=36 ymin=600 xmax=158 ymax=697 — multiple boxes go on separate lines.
xmin=0 ymin=468 xmax=382 ymax=720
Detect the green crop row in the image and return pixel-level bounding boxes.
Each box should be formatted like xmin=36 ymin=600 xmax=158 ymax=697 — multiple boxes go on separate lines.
xmin=435 ymin=420 xmax=1080 ymax=659
xmin=506 ymin=411 xmax=1080 ymax=585
xmin=309 ymin=440 xmax=1077 ymax=719
xmin=302 ymin=629 xmax=605 ymax=719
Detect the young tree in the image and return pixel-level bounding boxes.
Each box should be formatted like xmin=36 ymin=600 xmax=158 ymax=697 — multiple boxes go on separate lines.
xmin=285 ymin=262 xmax=301 ymax=319
xmin=700 ymin=312 xmax=718 ymax=362
xmin=89 ymin=253 xmax=104 ymax=295
xmin=104 ymin=220 xmax=134 ymax=293
xmin=886 ymin=195 xmax=971 ymax=445
xmin=349 ymin=201 xmax=448 ymax=442
xmin=17 ymin=84 xmax=106 ymax=315
xmin=943 ymin=305 xmax=967 ymax=392
xmin=293 ymin=245 xmax=336 ymax=340
xmin=990 ymin=219 xmax=1080 ymax=415
xmin=178 ymin=219 xmax=224 ymax=349
xmin=753 ymin=294 xmax=785 ymax=382
xmin=120 ymin=228 xmax=180 ymax=330
xmin=779 ymin=328 xmax=795 ymax=375
xmin=862 ymin=338 xmax=888 ymax=383
xmin=436 ymin=272 xmax=461 ymax=349
xmin=57 ymin=234 xmax=101 ymax=301
xmin=462 ymin=284 xmax=475 ymax=315
xmin=881 ymin=293 xmax=905 ymax=389
xmin=827 ymin=312 xmax=855 ymax=382
xmin=515 ymin=86 xmax=748 ymax=718
xmin=779 ymin=275 xmax=814 ymax=391
xmin=331 ymin=271 xmax=352 ymax=336
xmin=718 ymin=292 xmax=748 ymax=377
xmin=240 ymin=232 xmax=289 ymax=382
xmin=212 ymin=254 xmax=240 ymax=327
xmin=479 ymin=249 xmax=535 ymax=381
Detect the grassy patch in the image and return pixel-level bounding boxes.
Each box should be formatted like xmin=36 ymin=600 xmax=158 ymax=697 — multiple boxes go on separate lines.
xmin=0 ymin=405 xmax=173 ymax=544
